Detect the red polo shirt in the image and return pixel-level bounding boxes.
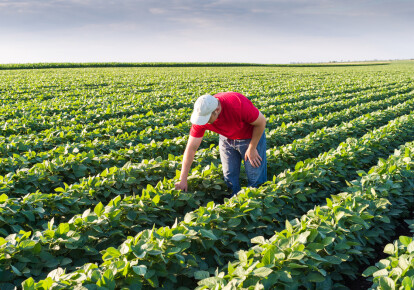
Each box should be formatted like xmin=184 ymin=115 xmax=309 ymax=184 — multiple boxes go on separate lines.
xmin=189 ymin=92 xmax=260 ymax=140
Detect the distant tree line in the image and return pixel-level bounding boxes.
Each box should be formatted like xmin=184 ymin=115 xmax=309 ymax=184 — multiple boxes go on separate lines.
xmin=0 ymin=61 xmax=392 ymax=70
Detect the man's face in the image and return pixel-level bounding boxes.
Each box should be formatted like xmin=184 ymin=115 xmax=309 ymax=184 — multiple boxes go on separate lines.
xmin=207 ymin=107 xmax=219 ymax=124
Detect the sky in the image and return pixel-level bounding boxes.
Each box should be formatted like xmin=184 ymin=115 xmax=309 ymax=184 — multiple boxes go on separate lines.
xmin=0 ymin=0 xmax=413 ymax=64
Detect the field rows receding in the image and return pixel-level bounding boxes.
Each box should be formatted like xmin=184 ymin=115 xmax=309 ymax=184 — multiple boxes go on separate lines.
xmin=2 ymin=106 xmax=414 ymax=286
xmin=1 ymin=83 xmax=413 ymax=180
xmin=0 ymin=80 xmax=408 ymax=135
xmin=21 ymin=100 xmax=414 ymax=289
xmin=1 ymin=82 xmax=411 ymax=160
xmin=2 ymin=92 xmax=414 ymax=240
xmin=0 ymin=63 xmax=413 ymax=289
xmin=197 ymin=140 xmax=414 ymax=289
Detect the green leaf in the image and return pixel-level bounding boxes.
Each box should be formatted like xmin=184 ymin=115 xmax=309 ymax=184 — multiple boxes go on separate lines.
xmin=288 ymin=251 xmax=305 ymax=260
xmin=251 ymin=236 xmax=266 ymax=244
xmin=21 ymin=277 xmax=35 ymax=289
xmin=194 ymin=270 xmax=210 ymax=280
xmin=326 ymin=198 xmax=332 ymax=208
xmin=199 ymin=229 xmax=217 ymax=240
xmin=402 ymin=277 xmax=413 ymax=288
xmin=146 ymin=276 xmax=159 ymax=288
xmin=197 ymin=277 xmax=219 ymax=287
xmin=238 ymin=251 xmax=248 ymax=263
xmin=253 ymin=267 xmax=273 ymax=277
xmin=384 ymin=244 xmax=395 ymax=255
xmin=152 ymin=195 xmax=160 ymax=205
xmin=307 ymin=272 xmax=325 ymax=282
xmin=306 ymin=243 xmax=323 ymax=251
xmin=228 ymin=262 xmax=236 ymax=275
xmin=288 ymin=262 xmax=307 ymax=269
xmin=104 ymin=247 xmax=121 ymax=259
xmin=356 ymin=170 xmax=366 ymax=177
xmin=47 ymin=268 xmax=65 ymax=280
xmin=171 ymin=234 xmax=186 ymax=241
xmin=0 ymin=194 xmax=8 ymax=203
xmin=56 ymin=223 xmax=70 ymax=235
xmin=285 ymin=220 xmax=293 ymax=233
xmin=132 ymin=265 xmax=147 ymax=276
xmin=407 ymin=242 xmax=414 ymax=253
xmin=362 ymin=266 xmax=378 ymax=277
xmin=11 ymin=265 xmax=22 ymax=276
xmin=94 ymin=202 xmax=104 ymax=217
xmin=228 ymin=218 xmax=241 ymax=228
xmin=295 ymin=161 xmax=304 ymax=171
xmin=399 ymin=256 xmax=409 ymax=271
xmin=184 ymin=212 xmax=197 ymax=224
xmin=45 ymin=257 xmax=59 ymax=268
xmin=373 ymin=269 xmax=389 ymax=277
xmin=19 ymin=240 xmax=37 ymax=250
xmin=22 ymin=211 xmax=35 ymax=222
xmin=399 ymin=236 xmax=412 ymax=246
xmin=378 ymin=276 xmax=395 ymax=290
xmin=60 ymin=258 xmax=72 ymax=266
xmin=262 ymin=246 xmax=278 ymax=265
xmin=321 ymin=237 xmax=335 ymax=246
xmin=97 ymin=269 xmax=115 ymax=289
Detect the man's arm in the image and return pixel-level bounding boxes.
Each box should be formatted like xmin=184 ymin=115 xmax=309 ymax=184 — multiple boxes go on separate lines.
xmin=175 ymin=135 xmax=203 ymax=191
xmin=245 ymin=112 xmax=266 ymax=168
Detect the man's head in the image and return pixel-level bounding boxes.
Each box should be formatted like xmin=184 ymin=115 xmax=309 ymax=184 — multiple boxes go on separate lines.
xmin=190 ymin=94 xmax=219 ymax=125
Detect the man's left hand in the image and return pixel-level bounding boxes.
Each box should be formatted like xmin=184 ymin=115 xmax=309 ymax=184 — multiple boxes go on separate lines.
xmin=245 ymin=147 xmax=262 ymax=168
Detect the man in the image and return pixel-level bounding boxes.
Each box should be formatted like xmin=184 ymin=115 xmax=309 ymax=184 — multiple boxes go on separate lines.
xmin=174 ymin=92 xmax=267 ymax=196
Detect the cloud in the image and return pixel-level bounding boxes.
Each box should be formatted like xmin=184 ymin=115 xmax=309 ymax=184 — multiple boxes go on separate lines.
xmin=0 ymin=0 xmax=412 ymax=63
xmin=1 ymin=0 xmax=412 ymax=34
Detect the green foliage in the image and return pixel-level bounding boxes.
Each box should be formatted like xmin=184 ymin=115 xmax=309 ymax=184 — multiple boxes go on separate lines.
xmin=364 ymin=221 xmax=414 ymax=290
xmin=0 ymin=63 xmax=413 ymax=289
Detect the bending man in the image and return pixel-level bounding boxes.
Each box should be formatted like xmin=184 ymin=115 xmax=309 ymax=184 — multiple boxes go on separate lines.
xmin=175 ymin=92 xmax=267 ymax=196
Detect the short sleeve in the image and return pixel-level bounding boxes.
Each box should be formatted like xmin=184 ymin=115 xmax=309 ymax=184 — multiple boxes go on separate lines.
xmin=190 ymin=124 xmax=206 ymax=138
xmin=240 ymin=96 xmax=260 ymax=123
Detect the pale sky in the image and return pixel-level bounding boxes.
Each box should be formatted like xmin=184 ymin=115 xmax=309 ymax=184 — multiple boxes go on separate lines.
xmin=0 ymin=0 xmax=413 ymax=64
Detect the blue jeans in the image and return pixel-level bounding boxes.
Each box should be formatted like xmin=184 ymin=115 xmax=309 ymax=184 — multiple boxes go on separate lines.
xmin=219 ymin=131 xmax=267 ymax=196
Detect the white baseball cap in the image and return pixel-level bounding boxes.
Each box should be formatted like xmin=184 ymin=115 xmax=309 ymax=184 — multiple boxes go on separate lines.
xmin=190 ymin=94 xmax=219 ymax=125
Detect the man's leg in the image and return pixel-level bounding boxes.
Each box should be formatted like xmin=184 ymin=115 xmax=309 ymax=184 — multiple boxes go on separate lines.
xmin=219 ymin=135 xmax=242 ymax=195
xmin=242 ymin=131 xmax=267 ymax=188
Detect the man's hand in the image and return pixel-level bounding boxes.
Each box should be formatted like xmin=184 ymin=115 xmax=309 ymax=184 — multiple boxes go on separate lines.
xmin=245 ymin=147 xmax=262 ymax=168
xmin=175 ymin=180 xmax=188 ymax=191
xmin=175 ymin=136 xmax=202 ymax=192
xmin=247 ymin=112 xmax=266 ymax=168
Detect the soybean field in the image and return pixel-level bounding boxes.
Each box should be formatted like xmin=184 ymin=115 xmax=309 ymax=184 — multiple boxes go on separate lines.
xmin=1 ymin=62 xmax=414 ymax=289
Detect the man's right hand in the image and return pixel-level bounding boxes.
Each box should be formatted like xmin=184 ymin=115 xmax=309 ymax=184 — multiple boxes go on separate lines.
xmin=175 ymin=136 xmax=202 ymax=192
xmin=175 ymin=180 xmax=188 ymax=192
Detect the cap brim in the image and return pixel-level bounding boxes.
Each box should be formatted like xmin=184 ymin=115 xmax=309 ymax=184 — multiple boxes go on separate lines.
xmin=190 ymin=112 xmax=211 ymax=125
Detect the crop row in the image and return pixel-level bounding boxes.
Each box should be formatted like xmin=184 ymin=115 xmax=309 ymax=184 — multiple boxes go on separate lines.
xmin=0 ymin=81 xmax=405 ymax=137
xmin=1 ymin=69 xmax=403 ymax=123
xmin=9 ymin=111 xmax=414 ymax=288
xmin=0 ymin=145 xmax=223 ymax=234
xmin=265 ymin=84 xmax=412 ymax=124
xmin=1 ymin=96 xmax=413 ymax=240
xmin=195 ymin=141 xmax=414 ymax=289
xmin=363 ymin=219 xmax=414 ymax=289
xmin=1 ymin=93 xmax=411 ymax=201
xmin=0 ymin=87 xmax=412 ymax=189
xmin=266 ymin=96 xmax=414 ymax=176
xmin=0 ymin=106 xmax=192 ymax=138
xmin=0 ymin=87 xmax=405 ymax=178
xmin=1 ymin=94 xmax=413 ymax=239
xmin=0 ymin=84 xmax=411 ymax=159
